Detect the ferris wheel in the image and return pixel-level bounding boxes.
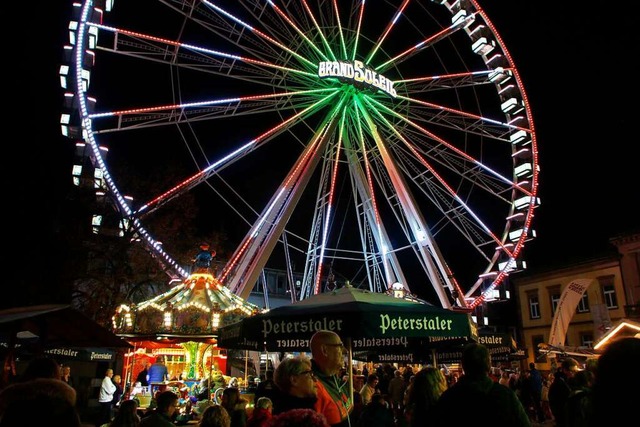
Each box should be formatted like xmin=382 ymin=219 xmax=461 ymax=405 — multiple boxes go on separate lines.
xmin=61 ymin=0 xmax=539 ymax=310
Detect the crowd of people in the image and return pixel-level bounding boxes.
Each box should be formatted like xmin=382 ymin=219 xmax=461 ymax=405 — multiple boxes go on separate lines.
xmin=0 ymin=333 xmax=638 ymax=427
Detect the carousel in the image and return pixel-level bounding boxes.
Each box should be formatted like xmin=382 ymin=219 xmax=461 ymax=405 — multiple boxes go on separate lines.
xmin=111 ymin=244 xmax=262 ymax=408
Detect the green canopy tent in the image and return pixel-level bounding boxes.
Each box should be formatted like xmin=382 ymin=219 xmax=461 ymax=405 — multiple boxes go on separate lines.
xmin=217 ymin=285 xmax=477 ymax=402
xmin=218 ymin=285 xmax=476 ymax=353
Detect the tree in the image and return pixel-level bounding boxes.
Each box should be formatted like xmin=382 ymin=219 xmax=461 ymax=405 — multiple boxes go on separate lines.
xmin=67 ymin=163 xmax=231 ymax=327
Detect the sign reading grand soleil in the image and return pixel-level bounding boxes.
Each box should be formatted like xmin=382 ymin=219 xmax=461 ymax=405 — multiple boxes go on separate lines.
xmin=318 ymin=60 xmax=397 ymax=98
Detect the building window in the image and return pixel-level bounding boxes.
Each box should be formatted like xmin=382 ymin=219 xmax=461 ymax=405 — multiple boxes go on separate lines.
xmin=528 ymin=294 xmax=540 ymax=319
xmin=580 ymin=333 xmax=594 ymax=348
xmin=602 ymin=284 xmax=618 ymax=309
xmin=549 ymin=286 xmax=561 ymax=315
xmin=576 ymin=292 xmax=590 ymax=313
xmin=600 ymin=277 xmax=618 ymax=309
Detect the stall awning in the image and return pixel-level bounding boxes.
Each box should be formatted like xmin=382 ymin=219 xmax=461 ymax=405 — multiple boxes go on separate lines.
xmin=593 ymin=318 xmax=640 ymax=350
xmin=0 ymin=304 xmax=132 ymax=349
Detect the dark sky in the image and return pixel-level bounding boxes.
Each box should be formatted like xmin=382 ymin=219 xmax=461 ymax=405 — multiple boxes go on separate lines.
xmin=480 ymin=3 xmax=638 ymax=267
xmin=11 ymin=2 xmax=637 ymax=296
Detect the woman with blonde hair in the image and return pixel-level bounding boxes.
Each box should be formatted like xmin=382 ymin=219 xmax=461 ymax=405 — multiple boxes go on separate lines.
xmin=403 ymin=366 xmax=448 ymax=427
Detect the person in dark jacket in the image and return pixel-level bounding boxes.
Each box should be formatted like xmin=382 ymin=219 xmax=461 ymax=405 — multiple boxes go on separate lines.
xmin=432 ymin=343 xmax=531 ymax=427
xmin=588 ymin=337 xmax=640 ymax=427
xmin=548 ymin=357 xmax=580 ymax=427
xmin=136 ymin=362 xmax=151 ymax=387
xmin=355 ymin=393 xmax=394 ymax=427
xmin=403 ymin=366 xmax=448 ymax=427
xmin=528 ymin=362 xmax=545 ymax=422
xmin=564 ymin=370 xmax=594 ymax=427
xmin=140 ymin=390 xmax=179 ymax=427
xmin=254 ymin=369 xmax=278 ymax=404
xmin=112 ymin=374 xmax=125 ymax=415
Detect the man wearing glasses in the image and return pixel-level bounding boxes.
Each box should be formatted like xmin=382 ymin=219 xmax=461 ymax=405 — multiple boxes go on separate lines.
xmin=310 ymin=330 xmax=352 ymax=427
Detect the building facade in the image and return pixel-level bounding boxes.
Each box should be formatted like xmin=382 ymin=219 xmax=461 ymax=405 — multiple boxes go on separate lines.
xmin=512 ymin=231 xmax=639 ymax=370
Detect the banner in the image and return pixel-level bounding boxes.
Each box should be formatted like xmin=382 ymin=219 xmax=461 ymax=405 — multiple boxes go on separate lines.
xmin=477 ymin=333 xmax=517 ymax=351
xmin=43 ymin=347 xmax=116 ymax=362
xmin=549 ymin=279 xmax=592 ymax=346
xmin=0 ymin=342 xmax=116 ymax=362
xmin=355 ymin=332 xmax=517 ymax=364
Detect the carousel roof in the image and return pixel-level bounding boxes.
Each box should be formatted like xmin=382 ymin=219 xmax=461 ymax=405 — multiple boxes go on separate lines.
xmin=112 ymin=269 xmax=262 ymax=343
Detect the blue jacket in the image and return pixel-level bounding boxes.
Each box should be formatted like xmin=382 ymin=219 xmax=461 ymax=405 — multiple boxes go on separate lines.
xmin=147 ymin=362 xmax=168 ymax=383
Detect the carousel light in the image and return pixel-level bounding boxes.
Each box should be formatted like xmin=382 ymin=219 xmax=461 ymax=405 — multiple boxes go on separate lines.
xmin=212 ymin=312 xmax=221 ymax=329
xmin=211 ymin=303 xmax=222 ymax=329
xmin=164 ymin=311 xmax=172 ymax=328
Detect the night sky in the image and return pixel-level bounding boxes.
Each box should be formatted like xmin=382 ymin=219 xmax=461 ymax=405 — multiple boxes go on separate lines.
xmin=9 ymin=2 xmax=637 ymax=305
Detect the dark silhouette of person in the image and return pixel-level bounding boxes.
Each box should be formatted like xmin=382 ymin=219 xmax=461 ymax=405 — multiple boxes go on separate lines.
xmin=20 ymin=357 xmax=60 ymax=381
xmin=0 ymin=378 xmax=81 ymax=427
xmin=588 ymin=337 xmax=640 ymax=427
xmin=433 ymin=342 xmax=531 ymax=427
xmin=528 ymin=362 xmax=544 ymax=422
xmin=269 ymin=408 xmax=329 ymax=427
xmin=136 ymin=361 xmax=151 ymax=387
xmin=255 ymin=369 xmax=278 ymax=404
xmin=356 ymin=393 xmax=395 ymax=427
xmin=549 ymin=357 xmax=580 ymax=427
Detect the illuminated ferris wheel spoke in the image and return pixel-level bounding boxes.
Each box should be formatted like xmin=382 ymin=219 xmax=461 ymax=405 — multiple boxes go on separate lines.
xmin=352 ymin=102 xmax=460 ymax=306
xmin=360 ymin=102 xmax=521 ymax=202
xmin=134 ymin=91 xmax=340 ymax=216
xmin=93 ymin=21 xmax=317 ymax=91
xmin=200 ymin=0 xmax=317 ymax=68
xmin=328 ymin=0 xmax=348 ymax=60
xmin=223 ymin=108 xmax=346 ymax=297
xmin=356 ymin=97 xmax=524 ymax=278
xmin=397 ymin=69 xmax=510 ymax=95
xmin=265 ymin=1 xmax=333 ymax=62
xmin=365 ymin=0 xmax=415 ymax=66
xmin=375 ymin=17 xmax=471 ymax=74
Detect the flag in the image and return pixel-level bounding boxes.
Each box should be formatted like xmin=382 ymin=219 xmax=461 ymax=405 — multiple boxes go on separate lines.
xmin=548 ymin=279 xmax=592 ymax=346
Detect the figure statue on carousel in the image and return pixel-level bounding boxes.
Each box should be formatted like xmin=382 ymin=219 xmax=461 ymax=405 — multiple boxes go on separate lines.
xmin=193 ymin=243 xmax=216 ymax=272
